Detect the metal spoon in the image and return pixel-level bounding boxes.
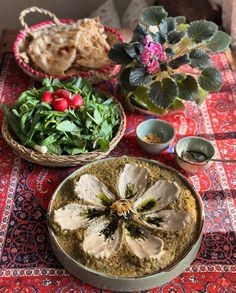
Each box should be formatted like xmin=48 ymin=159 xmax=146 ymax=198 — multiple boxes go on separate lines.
xmin=181 ymin=150 xmax=236 ymax=164
xmin=208 ymin=158 xmax=236 ymax=163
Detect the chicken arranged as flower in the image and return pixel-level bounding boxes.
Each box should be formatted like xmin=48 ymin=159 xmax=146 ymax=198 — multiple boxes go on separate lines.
xmin=54 ymin=164 xmax=190 ymax=259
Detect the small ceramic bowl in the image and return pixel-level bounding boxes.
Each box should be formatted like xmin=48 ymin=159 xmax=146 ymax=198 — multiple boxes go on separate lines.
xmin=174 ymin=136 xmax=215 ymax=173
xmin=136 ymin=119 xmax=175 ymax=154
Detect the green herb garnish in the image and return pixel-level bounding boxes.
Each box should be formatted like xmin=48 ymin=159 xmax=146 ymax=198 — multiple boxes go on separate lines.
xmin=145 ymin=216 xmax=164 ymax=227
xmin=99 ymin=194 xmax=114 ymax=207
xmin=125 ymin=183 xmax=138 ymax=199
xmin=82 ymin=208 xmax=108 ymax=220
xmin=136 ymin=199 xmax=156 ymax=212
xmin=100 ymin=215 xmax=119 ymax=239
xmin=126 ymin=222 xmax=146 ymax=240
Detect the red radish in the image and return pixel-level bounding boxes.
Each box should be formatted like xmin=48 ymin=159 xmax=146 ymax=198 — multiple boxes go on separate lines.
xmin=41 ymin=91 xmax=53 ymax=103
xmin=54 ymin=89 xmax=71 ymax=101
xmin=68 ymin=94 xmax=84 ymax=109
xmin=52 ymin=98 xmax=68 ymax=112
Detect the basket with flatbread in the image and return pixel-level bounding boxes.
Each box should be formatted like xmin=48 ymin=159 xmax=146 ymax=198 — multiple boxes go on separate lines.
xmin=14 ymin=7 xmax=124 ymax=83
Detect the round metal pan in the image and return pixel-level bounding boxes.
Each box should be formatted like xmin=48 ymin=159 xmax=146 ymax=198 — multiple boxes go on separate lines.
xmin=47 ymin=157 xmax=204 ymax=291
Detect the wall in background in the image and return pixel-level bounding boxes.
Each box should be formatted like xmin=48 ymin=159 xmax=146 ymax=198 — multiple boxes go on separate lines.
xmin=0 ymin=0 xmax=135 ymax=33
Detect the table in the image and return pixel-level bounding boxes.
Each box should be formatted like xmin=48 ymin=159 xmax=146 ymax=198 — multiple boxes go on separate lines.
xmin=0 ymin=33 xmax=236 ymax=292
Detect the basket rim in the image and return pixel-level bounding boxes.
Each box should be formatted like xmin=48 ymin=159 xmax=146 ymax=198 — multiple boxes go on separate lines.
xmin=2 ymin=96 xmax=126 ymax=166
xmin=13 ymin=19 xmax=124 ymax=80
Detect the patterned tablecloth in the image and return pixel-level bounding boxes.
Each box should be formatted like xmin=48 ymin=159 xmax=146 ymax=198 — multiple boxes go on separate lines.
xmin=0 ymin=52 xmax=235 ymax=292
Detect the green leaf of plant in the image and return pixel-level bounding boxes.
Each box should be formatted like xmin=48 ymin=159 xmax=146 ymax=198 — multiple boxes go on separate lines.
xmin=206 ymin=31 xmax=231 ymax=52
xmin=132 ymin=24 xmax=147 ymax=42
xmin=129 ymin=65 xmax=151 ymax=86
xmin=27 ymin=105 xmax=43 ymax=141
xmin=97 ymin=138 xmax=110 ymax=152
xmin=94 ymin=108 xmax=102 ymax=124
xmin=175 ymin=16 xmax=186 ymax=25
xmin=121 ymin=88 xmax=136 ymax=112
xmin=189 ymin=48 xmax=211 ymax=69
xmin=64 ymin=146 xmax=87 ymax=155
xmin=132 ymin=86 xmax=166 ymax=115
xmin=80 ymin=79 xmax=93 ymax=95
xmin=160 ymin=17 xmax=176 ymax=34
xmin=168 ymin=54 xmax=190 ymax=69
xmin=56 ymin=120 xmax=81 ymax=132
xmin=108 ymin=43 xmax=133 ymax=65
xmin=41 ymin=102 xmax=52 ymax=110
xmin=165 ymin=48 xmax=174 ymax=57
xmin=100 ymin=120 xmax=112 ymax=137
xmin=20 ymin=111 xmax=33 ymax=135
xmin=149 ymin=78 xmax=178 ymax=108
xmin=195 ymin=87 xmax=208 ymax=105
xmin=167 ymin=31 xmax=185 ymax=44
xmin=123 ymin=43 xmax=140 ymax=58
xmin=160 ymin=62 xmax=168 ymax=71
xmin=41 ymin=133 xmax=58 ymax=146
xmin=168 ymin=99 xmax=185 ymax=112
xmin=2 ymin=105 xmax=27 ymax=143
xmin=140 ymin=6 xmax=168 ymax=26
xmin=119 ymin=67 xmax=137 ymax=91
xmin=187 ymin=20 xmax=218 ymax=43
xmin=173 ymin=36 xmax=193 ymax=54
xmin=12 ymin=109 xmax=21 ymax=117
xmin=173 ymin=74 xmax=198 ymax=101
xmin=198 ymin=67 xmax=222 ymax=91
xmin=177 ymin=24 xmax=189 ymax=31
xmin=72 ymin=77 xmax=82 ymax=88
xmin=46 ymin=143 xmax=63 ymax=155
xmin=151 ymin=32 xmax=166 ymax=44
xmin=19 ymin=100 xmax=39 ymax=114
xmin=51 ymin=79 xmax=61 ymax=87
xmin=42 ymin=78 xmax=52 ymax=87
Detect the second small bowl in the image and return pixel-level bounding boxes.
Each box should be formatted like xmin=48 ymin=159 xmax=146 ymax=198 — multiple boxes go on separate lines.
xmin=136 ymin=119 xmax=175 ymax=154
xmin=174 ymin=136 xmax=215 ymax=173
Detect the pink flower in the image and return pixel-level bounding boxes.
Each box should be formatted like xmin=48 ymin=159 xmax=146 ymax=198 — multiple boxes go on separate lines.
xmin=140 ymin=47 xmax=151 ymax=64
xmin=147 ymin=59 xmax=159 ymax=74
xmin=159 ymin=52 xmax=167 ymax=62
xmin=140 ymin=35 xmax=166 ymax=74
xmin=143 ymin=35 xmax=153 ymax=46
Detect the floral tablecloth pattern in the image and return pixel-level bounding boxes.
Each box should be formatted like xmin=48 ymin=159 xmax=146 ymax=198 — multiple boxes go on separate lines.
xmin=0 ymin=53 xmax=235 ymax=292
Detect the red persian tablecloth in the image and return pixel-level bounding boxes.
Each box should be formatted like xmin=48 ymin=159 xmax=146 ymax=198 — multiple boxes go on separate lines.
xmin=0 ymin=52 xmax=235 ymax=293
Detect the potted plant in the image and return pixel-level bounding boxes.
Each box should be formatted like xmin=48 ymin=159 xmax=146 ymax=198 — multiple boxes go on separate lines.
xmin=108 ymin=6 xmax=231 ymax=115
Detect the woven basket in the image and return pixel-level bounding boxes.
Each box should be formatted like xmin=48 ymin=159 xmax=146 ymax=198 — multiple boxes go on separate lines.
xmin=2 ymin=98 xmax=126 ymax=167
xmin=13 ymin=7 xmax=124 ymax=83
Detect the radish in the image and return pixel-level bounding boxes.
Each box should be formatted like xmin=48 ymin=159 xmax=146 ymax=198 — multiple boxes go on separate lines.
xmin=52 ymin=98 xmax=68 ymax=112
xmin=54 ymin=89 xmax=71 ymax=101
xmin=41 ymin=91 xmax=53 ymax=103
xmin=68 ymin=94 xmax=84 ymax=109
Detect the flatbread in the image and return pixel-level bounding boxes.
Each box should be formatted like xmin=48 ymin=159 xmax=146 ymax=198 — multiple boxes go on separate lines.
xmin=75 ymin=19 xmax=111 ymax=69
xmin=27 ymin=31 xmax=79 ymax=75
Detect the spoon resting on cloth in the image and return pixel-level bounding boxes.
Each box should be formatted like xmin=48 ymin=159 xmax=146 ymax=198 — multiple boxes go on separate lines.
xmin=209 ymin=158 xmax=236 ymax=163
xmin=181 ymin=151 xmax=236 ymax=164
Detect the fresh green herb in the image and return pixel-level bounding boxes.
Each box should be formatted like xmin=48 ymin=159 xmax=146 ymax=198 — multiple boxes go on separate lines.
xmin=2 ymin=78 xmax=120 ymax=155
xmin=136 ymin=199 xmax=156 ymax=212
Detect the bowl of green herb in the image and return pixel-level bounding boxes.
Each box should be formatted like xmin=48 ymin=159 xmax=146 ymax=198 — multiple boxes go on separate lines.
xmin=2 ymin=78 xmax=126 ymax=167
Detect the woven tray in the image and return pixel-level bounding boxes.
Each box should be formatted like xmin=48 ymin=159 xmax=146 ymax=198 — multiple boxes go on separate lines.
xmin=2 ymin=98 xmax=126 ymax=167
xmin=13 ymin=7 xmax=124 ymax=83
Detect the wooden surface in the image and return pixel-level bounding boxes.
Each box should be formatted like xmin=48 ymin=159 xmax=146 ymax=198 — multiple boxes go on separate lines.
xmin=1 ymin=28 xmax=236 ymax=71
